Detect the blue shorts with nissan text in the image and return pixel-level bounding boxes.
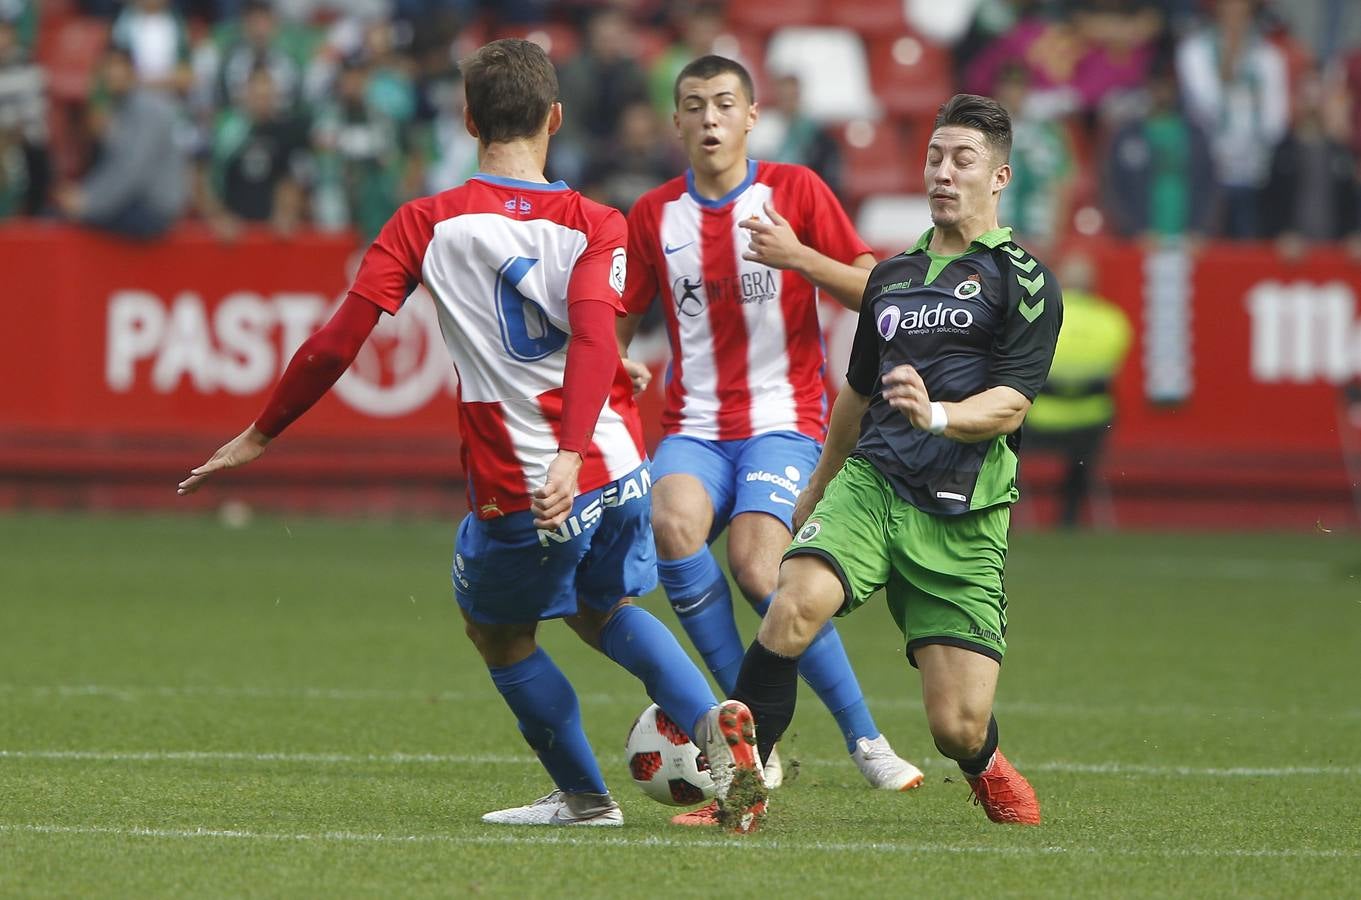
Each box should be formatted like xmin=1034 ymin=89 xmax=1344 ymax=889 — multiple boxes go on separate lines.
xmin=453 ymin=463 xmax=657 ymax=624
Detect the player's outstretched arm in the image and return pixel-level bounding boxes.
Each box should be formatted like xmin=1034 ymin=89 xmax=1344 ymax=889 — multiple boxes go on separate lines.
xmin=883 ymin=365 xmax=1030 ymax=443
xmin=177 ymin=425 xmax=270 ymax=495
xmin=739 ymin=201 xmax=874 ymax=311
xmin=176 ymin=294 xmax=381 ymax=495
xmin=795 ymin=384 xmax=870 ymax=530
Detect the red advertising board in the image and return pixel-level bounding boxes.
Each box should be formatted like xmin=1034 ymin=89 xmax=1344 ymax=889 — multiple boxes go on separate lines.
xmin=0 ymin=224 xmax=1357 ymax=527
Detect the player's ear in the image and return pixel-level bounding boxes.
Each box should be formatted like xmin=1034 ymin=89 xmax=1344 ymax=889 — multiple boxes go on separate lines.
xmin=546 ymin=101 xmax=563 ymax=137
xmin=463 ymin=105 xmax=479 ymax=141
xmin=992 ymin=162 xmax=1012 ymax=193
xmin=746 ymin=100 xmax=759 ymax=134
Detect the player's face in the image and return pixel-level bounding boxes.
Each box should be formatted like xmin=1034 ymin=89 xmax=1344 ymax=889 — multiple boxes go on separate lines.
xmin=674 ymin=74 xmax=757 ymax=177
xmin=924 ymin=126 xmax=1010 ymax=230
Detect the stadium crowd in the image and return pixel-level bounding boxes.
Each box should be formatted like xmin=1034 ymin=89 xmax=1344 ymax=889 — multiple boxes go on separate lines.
xmin=1 ymin=0 xmax=1359 ymax=252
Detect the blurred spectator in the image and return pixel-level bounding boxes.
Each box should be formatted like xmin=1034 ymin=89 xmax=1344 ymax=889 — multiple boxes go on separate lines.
xmin=359 ymin=20 xmax=416 ymax=125
xmin=581 ymin=100 xmax=673 ymax=213
xmin=1264 ymin=70 xmax=1358 ymax=256
xmin=193 ymin=0 xmax=310 ymax=113
xmin=995 ymin=65 xmax=1074 ymax=247
xmin=0 ymin=0 xmax=35 ymax=55
xmin=55 ymin=49 xmax=187 ymax=238
xmin=0 ymin=14 xmax=47 ymax=217
xmin=311 ymin=58 xmax=408 ymax=240
xmin=111 ymin=0 xmax=194 ymax=94
xmin=553 ymin=7 xmax=648 ymax=185
xmin=1025 ymin=253 xmax=1132 ymax=529
xmin=966 ymin=1 xmax=1163 ymax=117
xmin=1103 ymin=67 xmax=1215 ymax=242
xmin=418 ymin=68 xmax=477 ymax=194
xmin=647 ymin=3 xmax=726 ymax=119
xmin=747 ymin=74 xmax=842 ymax=198
xmin=1337 ymin=40 xmax=1361 ymax=159
xmin=199 ymin=65 xmax=308 ymax=238
xmin=1176 ymin=0 xmax=1288 ymax=238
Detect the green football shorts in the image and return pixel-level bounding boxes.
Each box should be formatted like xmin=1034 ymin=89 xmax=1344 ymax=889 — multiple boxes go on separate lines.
xmin=785 ymin=456 xmax=1010 ymax=666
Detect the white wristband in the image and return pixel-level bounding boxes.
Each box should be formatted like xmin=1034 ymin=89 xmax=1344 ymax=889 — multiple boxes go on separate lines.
xmin=928 ymin=401 xmax=948 ymax=435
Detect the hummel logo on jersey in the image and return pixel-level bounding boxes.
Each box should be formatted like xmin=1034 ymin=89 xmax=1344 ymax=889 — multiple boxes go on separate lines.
xmin=663 ymin=240 xmax=695 ymax=255
xmin=878 ymin=280 xmax=914 ymax=297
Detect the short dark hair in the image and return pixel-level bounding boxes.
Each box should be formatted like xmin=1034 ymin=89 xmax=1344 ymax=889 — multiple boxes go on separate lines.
xmin=673 ymin=55 xmax=754 ymax=107
xmin=933 ymin=93 xmax=1012 ymax=163
xmin=460 ymin=39 xmax=558 ymax=145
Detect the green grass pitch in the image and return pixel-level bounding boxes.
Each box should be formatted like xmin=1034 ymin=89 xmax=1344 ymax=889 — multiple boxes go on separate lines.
xmin=1 ymin=511 xmax=1359 ymax=897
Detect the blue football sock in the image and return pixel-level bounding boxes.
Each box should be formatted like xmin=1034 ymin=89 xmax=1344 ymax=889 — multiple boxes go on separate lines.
xmin=658 ymin=549 xmax=744 ymax=696
xmin=754 ymin=592 xmax=879 ymax=753
xmin=599 ymin=603 xmax=717 ymax=739
xmin=488 ymin=648 xmax=607 ymax=795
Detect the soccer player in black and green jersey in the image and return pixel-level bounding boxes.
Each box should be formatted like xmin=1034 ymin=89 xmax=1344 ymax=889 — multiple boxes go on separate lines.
xmin=729 ymin=93 xmax=1061 ymax=825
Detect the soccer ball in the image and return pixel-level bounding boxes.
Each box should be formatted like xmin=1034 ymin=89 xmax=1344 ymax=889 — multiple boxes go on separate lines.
xmin=625 ymin=704 xmax=714 ymax=806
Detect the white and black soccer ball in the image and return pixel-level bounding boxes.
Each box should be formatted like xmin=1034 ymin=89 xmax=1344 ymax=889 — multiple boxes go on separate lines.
xmin=625 ymin=703 xmax=715 ymax=807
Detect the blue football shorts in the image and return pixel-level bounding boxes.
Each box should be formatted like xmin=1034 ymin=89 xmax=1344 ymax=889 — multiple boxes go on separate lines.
xmin=650 ymin=431 xmax=823 ymax=541
xmin=453 ymin=463 xmax=658 ymax=624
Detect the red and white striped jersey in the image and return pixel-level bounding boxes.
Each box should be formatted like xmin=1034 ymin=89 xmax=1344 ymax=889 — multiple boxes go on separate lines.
xmin=350 ymin=174 xmax=644 ymax=520
xmin=623 ymin=160 xmax=871 ymax=442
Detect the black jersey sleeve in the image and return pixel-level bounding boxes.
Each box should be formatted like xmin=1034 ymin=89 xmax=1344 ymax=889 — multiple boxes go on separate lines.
xmin=987 ymin=247 xmax=1063 ymax=400
xmin=845 ymin=278 xmax=882 ymax=396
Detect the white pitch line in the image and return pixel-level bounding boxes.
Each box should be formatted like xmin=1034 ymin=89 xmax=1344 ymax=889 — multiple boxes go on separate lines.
xmin=1 ymin=823 xmax=1357 ymax=861
xmin=2 ymin=749 xmax=1358 ymax=778
xmin=3 ymin=683 xmax=1358 ymax=721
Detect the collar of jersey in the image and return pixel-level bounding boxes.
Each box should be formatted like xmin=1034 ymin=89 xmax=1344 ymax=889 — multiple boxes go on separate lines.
xmin=907 ymin=225 xmax=1013 ymax=254
xmin=471 ymin=172 xmax=570 ymax=192
xmin=685 ymin=159 xmax=758 ymax=208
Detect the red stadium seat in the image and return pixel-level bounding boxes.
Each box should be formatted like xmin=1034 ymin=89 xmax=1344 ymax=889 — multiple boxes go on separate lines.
xmin=38 ymin=17 xmax=109 ymax=102
xmin=826 ymin=0 xmax=907 ymax=35
xmin=836 ymin=120 xmax=914 ymax=204
xmin=726 ymin=0 xmax=824 ymax=35
xmin=866 ymin=33 xmax=954 ymax=118
xmin=765 ymin=27 xmax=879 ymax=123
xmin=492 ymin=23 xmax=580 ymax=64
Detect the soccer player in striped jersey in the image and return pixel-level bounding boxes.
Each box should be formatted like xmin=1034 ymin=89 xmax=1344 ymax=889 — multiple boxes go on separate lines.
xmin=617 ymin=56 xmax=922 ymax=823
xmin=179 ymin=39 xmax=767 ymax=833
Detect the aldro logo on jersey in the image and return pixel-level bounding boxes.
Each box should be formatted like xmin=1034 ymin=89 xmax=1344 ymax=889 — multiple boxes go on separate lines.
xmin=877 ymin=301 xmax=976 ymax=340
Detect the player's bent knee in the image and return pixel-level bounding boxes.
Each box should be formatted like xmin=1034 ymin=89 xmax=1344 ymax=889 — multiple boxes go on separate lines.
xmin=462 ymin=618 xmax=537 ymax=668
xmin=731 ymin=562 xmax=777 ymax=607
xmin=927 ymin=710 xmax=991 ymax=760
xmin=757 ymin=586 xmax=835 ymax=657
xmin=651 ymin=476 xmax=713 ymax=559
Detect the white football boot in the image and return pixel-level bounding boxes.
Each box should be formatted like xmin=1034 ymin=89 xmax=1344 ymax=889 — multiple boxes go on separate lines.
xmin=481 ymin=790 xmax=623 ymax=826
xmin=697 ymin=700 xmax=767 ymax=833
xmin=852 ymin=735 xmax=925 ymax=791
xmin=763 ymin=744 xmax=785 ymax=790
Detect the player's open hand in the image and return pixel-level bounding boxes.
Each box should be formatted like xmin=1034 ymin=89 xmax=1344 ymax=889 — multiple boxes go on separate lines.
xmin=740 ymin=201 xmax=807 ymax=271
xmin=882 ymin=365 xmax=933 ymax=431
xmin=533 ymin=451 xmax=583 ymax=530
xmin=792 ymin=482 xmax=824 ymax=532
xmin=177 ymin=425 xmax=271 ymax=495
xmin=622 ymin=358 xmax=652 ymax=395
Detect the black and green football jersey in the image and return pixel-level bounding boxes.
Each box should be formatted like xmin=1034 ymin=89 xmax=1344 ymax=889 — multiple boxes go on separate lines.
xmin=845 ymin=226 xmax=1062 ymax=516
